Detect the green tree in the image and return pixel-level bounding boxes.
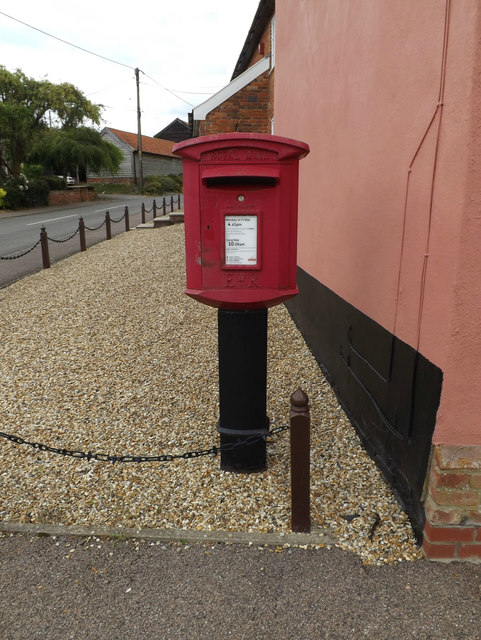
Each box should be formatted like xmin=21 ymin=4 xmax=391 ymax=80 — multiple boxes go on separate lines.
xmin=0 ymin=66 xmax=102 ymax=179
xmin=31 ymin=127 xmax=123 ymax=179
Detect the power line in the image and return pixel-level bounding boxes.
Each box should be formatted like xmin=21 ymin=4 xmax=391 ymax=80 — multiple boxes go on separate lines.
xmin=0 ymin=10 xmax=203 ymax=110
xmin=140 ymin=71 xmax=194 ymax=107
xmin=0 ymin=10 xmax=135 ymax=70
xmin=86 ymin=78 xmax=135 ymax=97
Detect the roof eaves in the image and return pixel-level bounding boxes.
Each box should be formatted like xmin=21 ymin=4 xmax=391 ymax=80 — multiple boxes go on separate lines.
xmin=231 ymin=0 xmax=275 ymax=80
xmin=193 ymin=55 xmax=270 ymax=121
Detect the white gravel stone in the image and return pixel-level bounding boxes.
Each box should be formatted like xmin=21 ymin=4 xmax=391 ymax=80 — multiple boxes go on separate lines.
xmin=0 ymin=224 xmax=422 ymax=564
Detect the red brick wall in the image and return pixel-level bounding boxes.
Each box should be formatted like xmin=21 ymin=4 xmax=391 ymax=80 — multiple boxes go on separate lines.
xmin=48 ymin=188 xmax=97 ymax=206
xmin=199 ymin=21 xmax=274 ymax=136
xmin=423 ymin=446 xmax=481 ymax=561
xmin=200 ymin=74 xmax=272 ymax=135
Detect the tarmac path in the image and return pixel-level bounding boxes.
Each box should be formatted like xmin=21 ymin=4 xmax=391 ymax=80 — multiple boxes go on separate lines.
xmin=0 ymin=533 xmax=480 ymax=640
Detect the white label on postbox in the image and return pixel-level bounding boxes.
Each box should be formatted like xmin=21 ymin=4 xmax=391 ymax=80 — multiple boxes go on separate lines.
xmin=225 ymin=216 xmax=257 ymax=266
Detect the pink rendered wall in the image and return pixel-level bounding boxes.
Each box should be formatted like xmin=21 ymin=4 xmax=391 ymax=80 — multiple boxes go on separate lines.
xmin=275 ymin=0 xmax=481 ymax=445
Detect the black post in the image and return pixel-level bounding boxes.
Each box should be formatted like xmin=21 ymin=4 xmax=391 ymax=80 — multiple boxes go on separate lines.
xmin=105 ymin=211 xmax=111 ymax=239
xmin=40 ymin=226 xmax=50 ymax=269
xmin=162 ymin=198 xmax=166 ymax=215
xmin=217 ymin=308 xmax=268 ymax=472
xmin=141 ymin=202 xmax=146 ymax=224
xmin=124 ymin=206 xmax=130 ymax=232
xmin=177 ymin=193 xmax=181 ymax=209
xmin=79 ymin=217 xmax=86 ymax=252
xmin=170 ymin=195 xmax=174 ymax=212
xmin=153 ymin=199 xmax=157 ymax=218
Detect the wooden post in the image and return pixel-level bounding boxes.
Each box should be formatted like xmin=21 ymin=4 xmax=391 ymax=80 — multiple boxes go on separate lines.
xmin=290 ymin=388 xmax=311 ymax=532
xmin=124 ymin=206 xmax=130 ymax=232
xmin=141 ymin=202 xmax=146 ymax=224
xmin=105 ymin=211 xmax=111 ymax=240
xmin=40 ymin=226 xmax=50 ymax=269
xmin=79 ymin=217 xmax=86 ymax=252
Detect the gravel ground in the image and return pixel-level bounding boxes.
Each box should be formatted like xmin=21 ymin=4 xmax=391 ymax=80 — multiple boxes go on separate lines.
xmin=0 ymin=224 xmax=421 ymax=565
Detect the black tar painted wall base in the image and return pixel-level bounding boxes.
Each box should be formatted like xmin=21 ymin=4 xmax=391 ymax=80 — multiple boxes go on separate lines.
xmin=286 ymin=268 xmax=443 ymax=541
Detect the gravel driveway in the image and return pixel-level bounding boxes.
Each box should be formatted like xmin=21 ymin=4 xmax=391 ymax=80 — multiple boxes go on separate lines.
xmin=0 ymin=224 xmax=420 ymax=565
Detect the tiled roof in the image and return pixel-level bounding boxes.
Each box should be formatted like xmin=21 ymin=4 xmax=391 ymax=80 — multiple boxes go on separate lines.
xmin=108 ymin=128 xmax=176 ymax=157
xmin=231 ymin=0 xmax=274 ymax=80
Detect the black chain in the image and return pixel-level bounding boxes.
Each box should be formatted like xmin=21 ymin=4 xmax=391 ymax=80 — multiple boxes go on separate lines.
xmin=47 ymin=228 xmax=79 ymax=243
xmin=84 ymin=220 xmax=106 ymax=231
xmin=109 ymin=212 xmax=126 ymax=224
xmin=0 ymin=425 xmax=289 ymax=464
xmin=0 ymin=239 xmax=41 ymax=260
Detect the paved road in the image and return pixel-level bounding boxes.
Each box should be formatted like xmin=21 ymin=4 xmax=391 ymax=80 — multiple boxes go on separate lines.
xmin=0 ymin=533 xmax=480 ymax=640
xmin=0 ymin=195 xmax=180 ymax=289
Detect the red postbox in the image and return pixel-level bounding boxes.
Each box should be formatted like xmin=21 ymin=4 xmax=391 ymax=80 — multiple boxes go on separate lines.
xmin=172 ymin=133 xmax=309 ymax=309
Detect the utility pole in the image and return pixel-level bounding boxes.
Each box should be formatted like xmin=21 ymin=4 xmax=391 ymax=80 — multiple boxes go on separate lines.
xmin=135 ymin=67 xmax=144 ymax=187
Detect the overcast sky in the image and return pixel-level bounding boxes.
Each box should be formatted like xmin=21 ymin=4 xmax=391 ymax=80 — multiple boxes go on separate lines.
xmin=0 ymin=1 xmax=260 ymax=137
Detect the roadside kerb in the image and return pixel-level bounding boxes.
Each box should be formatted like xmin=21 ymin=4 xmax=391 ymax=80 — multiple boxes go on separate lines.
xmin=0 ymin=521 xmax=336 ymax=548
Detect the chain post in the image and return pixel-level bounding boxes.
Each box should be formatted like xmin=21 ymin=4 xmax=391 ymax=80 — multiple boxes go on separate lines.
xmin=162 ymin=197 xmax=166 ymax=215
xmin=153 ymin=199 xmax=157 ymax=219
xmin=290 ymin=388 xmax=311 ymax=533
xmin=177 ymin=193 xmax=181 ymax=209
xmin=170 ymin=195 xmax=174 ymax=212
xmin=105 ymin=211 xmax=111 ymax=239
xmin=79 ymin=217 xmax=86 ymax=251
xmin=40 ymin=226 xmax=50 ymax=269
xmin=141 ymin=202 xmax=146 ymax=224
xmin=124 ymin=206 xmax=130 ymax=232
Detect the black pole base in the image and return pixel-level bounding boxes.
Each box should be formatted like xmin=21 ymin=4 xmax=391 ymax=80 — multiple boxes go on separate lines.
xmin=218 ymin=308 xmax=268 ymax=473
xmin=220 ymin=432 xmax=267 ymax=473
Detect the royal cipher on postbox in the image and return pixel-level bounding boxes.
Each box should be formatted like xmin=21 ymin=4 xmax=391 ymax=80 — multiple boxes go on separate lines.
xmin=173 ymin=133 xmax=310 ymax=309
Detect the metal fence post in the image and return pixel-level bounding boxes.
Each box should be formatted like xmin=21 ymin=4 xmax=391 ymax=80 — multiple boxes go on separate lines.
xmin=162 ymin=197 xmax=166 ymax=215
xmin=177 ymin=193 xmax=181 ymax=209
xmin=141 ymin=202 xmax=146 ymax=224
xmin=170 ymin=195 xmax=174 ymax=212
xmin=79 ymin=217 xmax=86 ymax=252
xmin=40 ymin=226 xmax=50 ymax=269
xmin=290 ymin=388 xmax=311 ymax=532
xmin=105 ymin=211 xmax=111 ymax=240
xmin=124 ymin=206 xmax=130 ymax=232
xmin=153 ymin=199 xmax=157 ymax=218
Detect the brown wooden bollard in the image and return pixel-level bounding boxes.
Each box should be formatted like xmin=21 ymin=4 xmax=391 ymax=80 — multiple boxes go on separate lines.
xmin=105 ymin=211 xmax=111 ymax=239
xmin=124 ymin=206 xmax=130 ymax=232
xmin=40 ymin=226 xmax=50 ymax=269
xmin=79 ymin=217 xmax=86 ymax=252
xmin=290 ymin=388 xmax=311 ymax=532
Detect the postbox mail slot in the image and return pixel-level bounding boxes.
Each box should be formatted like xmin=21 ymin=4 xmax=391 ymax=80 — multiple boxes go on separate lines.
xmin=202 ymin=165 xmax=280 ymax=184
xmin=205 ymin=175 xmax=277 ymax=188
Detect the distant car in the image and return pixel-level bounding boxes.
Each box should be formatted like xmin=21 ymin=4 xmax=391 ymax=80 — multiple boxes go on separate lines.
xmin=56 ymin=175 xmax=76 ymax=185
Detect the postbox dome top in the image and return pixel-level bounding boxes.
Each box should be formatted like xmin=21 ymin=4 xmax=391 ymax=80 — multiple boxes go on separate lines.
xmin=172 ymin=132 xmax=309 ymax=161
